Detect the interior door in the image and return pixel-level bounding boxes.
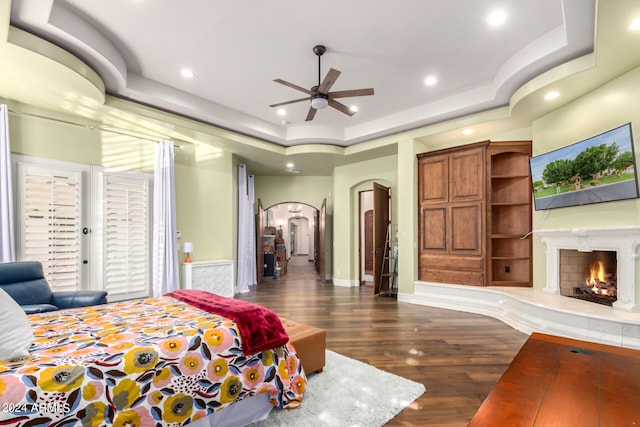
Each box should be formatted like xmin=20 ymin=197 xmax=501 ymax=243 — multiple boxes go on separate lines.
xmin=256 ymin=199 xmax=264 ymax=285
xmin=318 ymin=198 xmax=326 ymax=284
xmin=364 ymin=209 xmax=374 ymax=273
xmin=372 ymin=183 xmax=390 ymax=294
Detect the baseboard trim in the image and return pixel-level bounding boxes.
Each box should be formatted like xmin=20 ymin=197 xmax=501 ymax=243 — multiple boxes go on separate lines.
xmin=333 ymin=279 xmax=359 ymax=287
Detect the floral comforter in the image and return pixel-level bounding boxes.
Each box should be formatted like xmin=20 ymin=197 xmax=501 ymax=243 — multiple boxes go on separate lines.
xmin=0 ymin=296 xmax=306 ymax=426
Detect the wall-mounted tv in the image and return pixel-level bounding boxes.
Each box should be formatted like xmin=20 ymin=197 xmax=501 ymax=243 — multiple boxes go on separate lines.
xmin=529 ymin=123 xmax=640 ymax=210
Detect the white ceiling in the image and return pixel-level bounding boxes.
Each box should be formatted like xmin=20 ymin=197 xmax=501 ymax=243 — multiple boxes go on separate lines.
xmin=9 ymin=0 xmax=596 ymax=148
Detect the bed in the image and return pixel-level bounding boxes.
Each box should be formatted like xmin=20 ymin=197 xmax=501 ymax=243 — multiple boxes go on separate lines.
xmin=0 ymin=289 xmax=306 ymax=426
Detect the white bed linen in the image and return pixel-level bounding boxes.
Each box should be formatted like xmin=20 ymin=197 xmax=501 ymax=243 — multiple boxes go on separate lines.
xmin=190 ymin=393 xmax=273 ymax=427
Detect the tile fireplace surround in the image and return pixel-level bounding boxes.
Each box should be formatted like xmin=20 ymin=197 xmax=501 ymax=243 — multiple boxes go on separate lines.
xmin=402 ymin=226 xmax=640 ymax=349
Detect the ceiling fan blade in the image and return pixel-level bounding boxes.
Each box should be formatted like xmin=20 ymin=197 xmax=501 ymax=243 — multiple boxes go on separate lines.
xmin=318 ymin=68 xmax=341 ymax=94
xmin=274 ymin=79 xmax=312 ymax=95
xmin=329 ymin=99 xmax=356 ymax=116
xmin=305 ymin=107 xmax=317 ymax=121
xmin=329 ymin=88 xmax=375 ymax=99
xmin=269 ymin=97 xmax=309 ymax=108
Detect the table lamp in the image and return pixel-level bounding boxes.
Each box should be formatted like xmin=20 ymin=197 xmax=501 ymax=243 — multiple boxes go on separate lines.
xmin=183 ymin=242 xmax=193 ymax=263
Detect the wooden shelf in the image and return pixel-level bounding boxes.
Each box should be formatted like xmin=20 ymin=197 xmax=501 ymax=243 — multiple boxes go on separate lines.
xmin=491 ymin=174 xmax=530 ymax=179
xmin=487 ymin=145 xmax=532 ymax=287
xmin=489 ymin=280 xmax=531 ymax=286
xmin=491 ymin=202 xmax=529 ymax=206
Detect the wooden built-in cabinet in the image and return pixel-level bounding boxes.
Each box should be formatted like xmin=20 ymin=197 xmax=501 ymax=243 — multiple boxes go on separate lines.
xmin=486 ymin=142 xmax=532 ymax=286
xmin=417 ymin=140 xmax=532 ymax=287
xmin=418 ymin=141 xmax=487 ymax=286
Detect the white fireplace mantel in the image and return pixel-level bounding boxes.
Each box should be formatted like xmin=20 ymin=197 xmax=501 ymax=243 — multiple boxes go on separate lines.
xmin=535 ymin=226 xmax=640 ymax=312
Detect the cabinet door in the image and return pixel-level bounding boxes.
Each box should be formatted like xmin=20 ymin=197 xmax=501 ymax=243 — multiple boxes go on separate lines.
xmin=449 ymin=148 xmax=485 ymax=202
xmin=419 ymin=154 xmax=449 ymax=204
xmin=450 ymin=203 xmax=483 ymax=256
xmin=420 ymin=206 xmax=447 ymax=252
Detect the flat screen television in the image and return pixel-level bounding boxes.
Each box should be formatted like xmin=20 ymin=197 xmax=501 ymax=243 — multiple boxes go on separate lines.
xmin=529 ymin=123 xmax=640 ymax=210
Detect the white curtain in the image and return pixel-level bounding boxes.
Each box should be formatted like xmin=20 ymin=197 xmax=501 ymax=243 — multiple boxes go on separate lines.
xmin=247 ymin=174 xmax=257 ymax=285
xmin=0 ymin=105 xmax=15 ymax=262
xmin=152 ymin=139 xmax=179 ymax=296
xmin=237 ymin=165 xmax=256 ymax=293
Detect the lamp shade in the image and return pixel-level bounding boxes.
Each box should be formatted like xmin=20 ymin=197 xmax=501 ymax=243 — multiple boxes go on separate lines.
xmin=183 ymin=242 xmax=193 ymax=253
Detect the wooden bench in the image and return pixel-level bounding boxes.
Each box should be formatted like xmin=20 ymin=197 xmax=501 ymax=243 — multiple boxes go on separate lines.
xmin=468 ymin=332 xmax=640 ymax=426
xmin=280 ymin=318 xmax=326 ymax=374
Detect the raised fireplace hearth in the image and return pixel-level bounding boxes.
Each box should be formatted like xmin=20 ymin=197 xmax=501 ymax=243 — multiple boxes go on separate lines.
xmin=536 ymin=227 xmax=640 ymax=312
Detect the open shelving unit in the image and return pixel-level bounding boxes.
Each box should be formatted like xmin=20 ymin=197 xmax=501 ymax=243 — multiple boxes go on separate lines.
xmin=487 ymin=143 xmax=532 ymax=287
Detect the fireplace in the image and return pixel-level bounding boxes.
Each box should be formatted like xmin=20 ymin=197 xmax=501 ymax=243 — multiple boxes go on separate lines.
xmin=559 ymin=249 xmax=617 ymax=307
xmin=535 ymin=226 xmax=640 ymax=312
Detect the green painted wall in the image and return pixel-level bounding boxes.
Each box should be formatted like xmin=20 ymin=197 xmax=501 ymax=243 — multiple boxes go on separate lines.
xmin=396 ymin=138 xmax=429 ymax=294
xmin=253 ymin=175 xmax=333 ymax=211
xmin=174 ymin=144 xmax=234 ymax=265
xmin=531 ymin=66 xmax=640 ymax=291
xmin=333 ymin=154 xmax=398 ymax=286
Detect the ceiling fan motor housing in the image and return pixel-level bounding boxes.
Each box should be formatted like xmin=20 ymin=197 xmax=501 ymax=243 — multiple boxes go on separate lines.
xmin=313 ymin=45 xmax=326 ymax=56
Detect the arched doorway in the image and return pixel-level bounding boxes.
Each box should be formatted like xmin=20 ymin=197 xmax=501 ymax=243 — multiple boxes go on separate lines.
xmin=258 ymin=201 xmax=324 ymax=282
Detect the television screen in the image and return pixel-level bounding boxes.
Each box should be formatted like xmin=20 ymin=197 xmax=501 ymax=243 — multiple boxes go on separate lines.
xmin=530 ymin=123 xmax=640 ymax=210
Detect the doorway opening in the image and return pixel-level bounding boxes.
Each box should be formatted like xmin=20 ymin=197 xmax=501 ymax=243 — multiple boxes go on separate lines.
xmin=360 ymin=191 xmax=374 ymax=286
xmin=357 ymin=182 xmax=391 ymax=295
xmin=259 ymin=201 xmax=324 ymax=283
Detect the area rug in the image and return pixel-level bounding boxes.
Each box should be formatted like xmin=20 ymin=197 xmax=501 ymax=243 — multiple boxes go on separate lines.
xmin=251 ymin=350 xmax=426 ymax=427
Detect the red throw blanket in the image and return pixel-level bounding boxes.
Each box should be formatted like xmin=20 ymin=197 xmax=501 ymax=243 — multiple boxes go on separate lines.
xmin=166 ymin=289 xmax=289 ymax=355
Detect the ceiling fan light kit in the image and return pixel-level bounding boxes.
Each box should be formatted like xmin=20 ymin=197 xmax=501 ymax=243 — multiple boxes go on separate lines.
xmin=311 ymin=95 xmax=328 ymax=110
xmin=270 ymin=44 xmax=374 ymax=121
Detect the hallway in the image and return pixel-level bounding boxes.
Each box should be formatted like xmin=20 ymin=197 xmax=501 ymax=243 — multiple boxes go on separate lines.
xmin=277 ymin=254 xmax=319 ymax=281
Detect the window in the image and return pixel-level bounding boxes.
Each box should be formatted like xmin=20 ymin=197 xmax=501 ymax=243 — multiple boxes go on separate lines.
xmin=14 ymin=155 xmax=152 ymax=300
xmin=17 ymin=163 xmax=85 ymax=292
xmin=100 ymin=173 xmax=150 ymax=299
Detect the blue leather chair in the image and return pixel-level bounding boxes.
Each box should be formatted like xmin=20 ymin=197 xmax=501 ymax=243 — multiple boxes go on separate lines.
xmin=0 ymin=261 xmax=108 ymax=314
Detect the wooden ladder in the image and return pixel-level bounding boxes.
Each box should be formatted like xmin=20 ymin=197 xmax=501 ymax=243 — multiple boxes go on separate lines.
xmin=377 ymin=222 xmax=397 ymax=297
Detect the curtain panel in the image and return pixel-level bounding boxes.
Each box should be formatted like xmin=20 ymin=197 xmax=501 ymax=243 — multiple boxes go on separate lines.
xmin=152 ymin=140 xmax=179 ymax=296
xmin=0 ymin=105 xmax=15 ymax=262
xmin=237 ymin=164 xmax=256 ymax=293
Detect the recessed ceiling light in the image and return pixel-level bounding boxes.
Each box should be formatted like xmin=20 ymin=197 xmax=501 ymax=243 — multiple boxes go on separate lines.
xmin=281 ymin=119 xmax=290 ymax=125
xmin=463 ymin=128 xmax=474 ymax=135
xmin=628 ymin=17 xmax=640 ymax=31
xmin=288 ymin=168 xmax=303 ymax=174
xmin=277 ymin=109 xmax=286 ymax=116
xmin=487 ymin=9 xmax=507 ymax=27
xmin=424 ymin=75 xmax=437 ymax=86
xmin=180 ymin=68 xmax=194 ymax=78
xmin=349 ymin=105 xmax=358 ymax=112
xmin=544 ymin=91 xmax=560 ymax=101
xmin=286 ymin=162 xmax=294 ymax=168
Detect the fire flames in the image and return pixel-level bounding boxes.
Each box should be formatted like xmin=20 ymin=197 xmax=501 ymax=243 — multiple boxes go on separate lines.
xmin=585 ymin=260 xmax=616 ymax=297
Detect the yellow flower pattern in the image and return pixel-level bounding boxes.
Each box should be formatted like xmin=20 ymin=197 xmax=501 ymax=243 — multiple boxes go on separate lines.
xmin=0 ymin=295 xmax=305 ymax=426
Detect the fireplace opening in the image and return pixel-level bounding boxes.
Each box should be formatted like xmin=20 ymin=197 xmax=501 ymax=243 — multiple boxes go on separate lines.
xmin=559 ymin=249 xmax=617 ymax=307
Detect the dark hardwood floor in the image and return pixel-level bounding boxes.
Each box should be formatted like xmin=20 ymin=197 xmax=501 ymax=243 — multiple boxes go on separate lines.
xmin=237 ymin=255 xmax=528 ymax=426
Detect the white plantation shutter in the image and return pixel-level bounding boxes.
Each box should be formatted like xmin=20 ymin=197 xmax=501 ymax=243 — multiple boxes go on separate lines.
xmin=103 ymin=173 xmax=150 ymax=299
xmin=18 ymin=164 xmax=82 ymax=292
xmin=14 ymin=155 xmax=153 ymax=300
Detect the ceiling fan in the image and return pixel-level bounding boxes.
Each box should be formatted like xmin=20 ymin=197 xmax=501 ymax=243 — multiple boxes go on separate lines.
xmin=269 ymin=45 xmax=375 ymax=121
